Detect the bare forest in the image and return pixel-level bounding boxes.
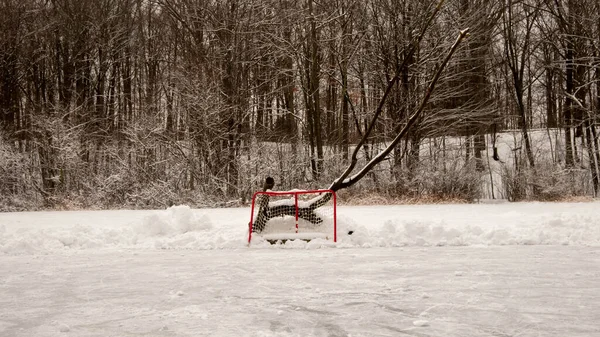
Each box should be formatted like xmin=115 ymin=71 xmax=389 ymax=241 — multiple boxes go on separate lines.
xmin=1 ymin=0 xmax=599 ymax=211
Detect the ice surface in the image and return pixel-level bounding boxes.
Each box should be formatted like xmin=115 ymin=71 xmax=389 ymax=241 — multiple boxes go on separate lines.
xmin=0 ymin=201 xmax=599 ymax=336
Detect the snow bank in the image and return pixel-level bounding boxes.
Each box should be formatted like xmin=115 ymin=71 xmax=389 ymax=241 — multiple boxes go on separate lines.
xmin=0 ymin=206 xmax=240 ymax=255
xmin=343 ymin=213 xmax=600 ymax=248
xmin=135 ymin=205 xmax=212 ymax=236
xmin=1 ymin=202 xmax=599 ymax=255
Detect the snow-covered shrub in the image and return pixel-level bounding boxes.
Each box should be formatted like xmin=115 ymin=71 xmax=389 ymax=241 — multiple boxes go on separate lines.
xmin=0 ymin=140 xmax=39 ymax=211
xmin=500 ymin=159 xmax=589 ymax=201
xmin=500 ymin=165 xmax=528 ymax=201
xmin=0 ymin=141 xmax=23 ymax=195
xmin=412 ymin=159 xmax=482 ymax=202
xmin=532 ymin=166 xmax=589 ymax=201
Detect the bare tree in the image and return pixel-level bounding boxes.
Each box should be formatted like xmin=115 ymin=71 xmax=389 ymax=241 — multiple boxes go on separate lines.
xmin=501 ymin=0 xmax=539 ymax=168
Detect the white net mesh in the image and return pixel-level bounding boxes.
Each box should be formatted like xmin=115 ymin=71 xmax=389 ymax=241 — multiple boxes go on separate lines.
xmin=250 ymin=190 xmax=336 ymax=241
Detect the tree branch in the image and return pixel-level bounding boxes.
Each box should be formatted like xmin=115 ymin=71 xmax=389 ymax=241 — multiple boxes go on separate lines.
xmin=330 ymin=28 xmax=470 ymax=191
xmin=329 ymin=0 xmax=447 ymax=191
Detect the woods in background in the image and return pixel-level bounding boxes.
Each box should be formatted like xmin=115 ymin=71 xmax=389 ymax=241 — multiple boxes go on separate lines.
xmin=1 ymin=0 xmax=599 ymax=210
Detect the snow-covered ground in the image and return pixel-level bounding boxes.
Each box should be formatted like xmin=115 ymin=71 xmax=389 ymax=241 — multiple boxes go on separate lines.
xmin=1 ymin=201 xmax=600 ymax=336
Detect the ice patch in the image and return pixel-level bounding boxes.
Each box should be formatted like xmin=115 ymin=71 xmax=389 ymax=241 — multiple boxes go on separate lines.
xmin=413 ymin=320 xmax=430 ymax=327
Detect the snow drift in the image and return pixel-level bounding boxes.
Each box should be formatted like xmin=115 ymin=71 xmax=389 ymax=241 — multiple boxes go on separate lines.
xmin=1 ymin=202 xmax=599 ymax=255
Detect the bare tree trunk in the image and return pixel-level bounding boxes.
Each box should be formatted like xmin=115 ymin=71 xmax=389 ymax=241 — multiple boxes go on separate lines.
xmin=474 ymin=133 xmax=486 ymax=171
xmin=340 ymin=47 xmax=350 ymax=162
xmin=594 ymin=66 xmax=600 ymax=194
xmin=584 ymin=120 xmax=599 ymax=196
xmin=502 ymin=0 xmax=536 ymax=168
xmin=545 ymin=51 xmax=558 ymax=128
xmin=307 ymin=0 xmax=323 ymax=179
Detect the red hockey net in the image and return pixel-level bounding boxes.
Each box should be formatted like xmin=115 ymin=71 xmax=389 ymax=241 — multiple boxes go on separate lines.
xmin=248 ymin=189 xmax=337 ymax=244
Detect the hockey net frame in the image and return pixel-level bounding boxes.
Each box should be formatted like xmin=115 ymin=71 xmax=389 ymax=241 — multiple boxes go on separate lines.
xmin=247 ymin=189 xmax=337 ymax=244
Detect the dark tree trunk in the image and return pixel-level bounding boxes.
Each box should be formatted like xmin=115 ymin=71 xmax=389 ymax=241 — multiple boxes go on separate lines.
xmin=564 ymin=22 xmax=575 ymax=167
xmin=546 ymin=64 xmax=557 ymax=128
xmin=584 ymin=120 xmax=599 ymax=196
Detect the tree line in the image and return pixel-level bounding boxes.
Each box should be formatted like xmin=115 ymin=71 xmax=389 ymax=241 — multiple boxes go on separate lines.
xmin=0 ymin=0 xmax=599 ymax=210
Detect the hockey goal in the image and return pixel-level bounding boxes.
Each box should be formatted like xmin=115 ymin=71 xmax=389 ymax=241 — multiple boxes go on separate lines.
xmin=247 ymin=189 xmax=337 ymax=244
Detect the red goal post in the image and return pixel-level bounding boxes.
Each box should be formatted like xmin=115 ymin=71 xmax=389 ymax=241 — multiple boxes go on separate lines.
xmin=247 ymin=189 xmax=337 ymax=244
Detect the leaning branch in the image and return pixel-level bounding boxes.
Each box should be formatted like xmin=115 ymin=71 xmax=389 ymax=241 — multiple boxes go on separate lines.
xmin=330 ymin=0 xmax=447 ymax=191
xmin=330 ymin=28 xmax=470 ymax=191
